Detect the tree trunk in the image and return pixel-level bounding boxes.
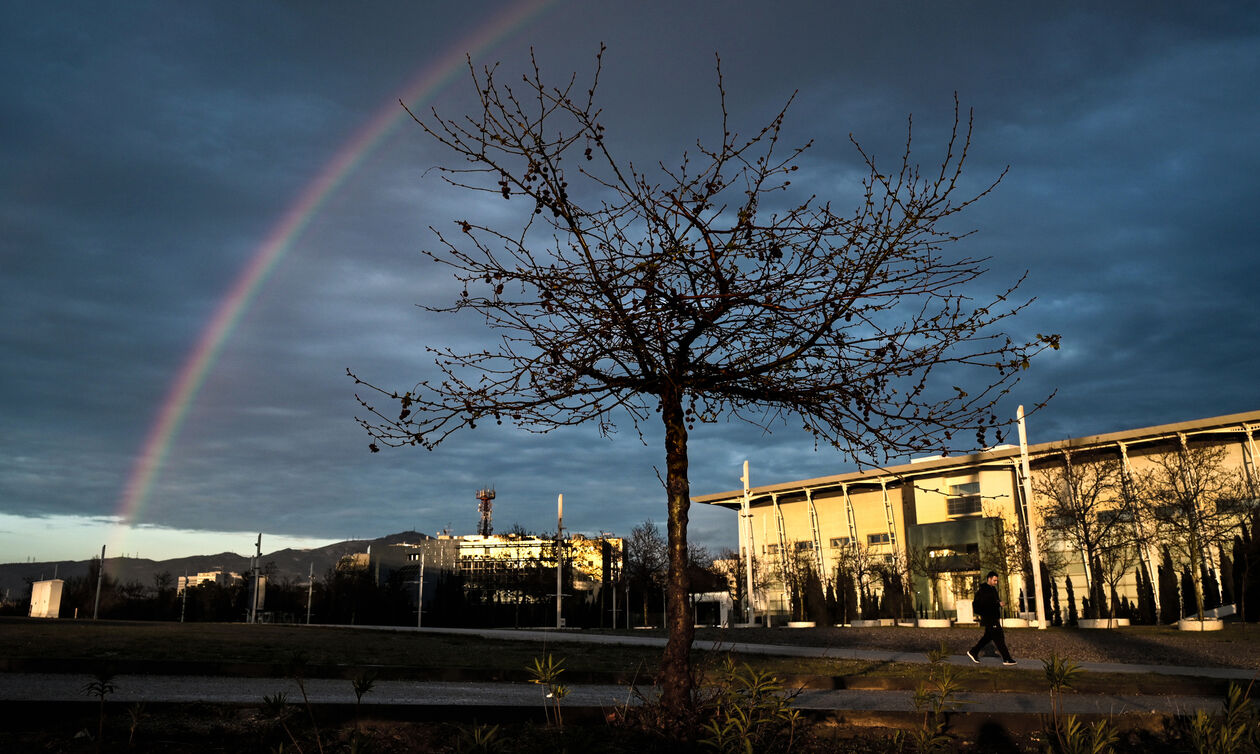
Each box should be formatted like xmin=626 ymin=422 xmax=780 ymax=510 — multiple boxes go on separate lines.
xmin=1190 ymin=530 xmax=1206 ymax=621
xmin=659 ymin=390 xmax=694 ymax=719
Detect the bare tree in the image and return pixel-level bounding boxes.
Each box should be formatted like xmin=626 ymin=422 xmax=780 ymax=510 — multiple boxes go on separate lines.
xmin=1093 ymin=520 xmax=1139 ymax=624
xmin=782 ymin=545 xmax=818 ymax=622
xmin=626 ymin=519 xmax=667 ymax=625
xmin=349 ymin=48 xmax=1055 ymax=718
xmin=981 ymin=504 xmax=1029 ymax=616
xmin=1034 ymin=449 xmax=1126 ymax=595
xmin=903 ymin=545 xmax=944 ymax=619
xmin=713 ymin=545 xmax=768 ymax=622
xmin=1135 ymin=442 xmax=1248 ymax=622
xmin=905 ymin=540 xmax=978 ymax=620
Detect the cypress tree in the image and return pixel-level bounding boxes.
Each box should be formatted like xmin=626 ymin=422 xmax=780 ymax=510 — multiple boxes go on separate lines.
xmin=1065 ymin=575 xmax=1078 ymax=626
xmin=1202 ymin=564 xmax=1221 ymax=611
xmin=1180 ymin=565 xmax=1197 ymax=618
xmin=1159 ymin=548 xmax=1180 ymax=624
xmin=835 ymin=569 xmax=852 ymax=624
xmin=1092 ymin=556 xmax=1109 ymax=619
xmin=1242 ymin=517 xmax=1260 ymax=622
xmin=1039 ymin=561 xmax=1057 ymax=626
xmin=1136 ymin=564 xmax=1157 ymax=625
xmin=1221 ymin=553 xmax=1234 ymax=606
xmin=860 ymin=584 xmax=877 ymax=620
xmin=1232 ymin=536 xmax=1246 ymax=618
xmin=1133 ymin=567 xmax=1147 ymax=623
xmin=846 ymin=570 xmax=860 ymax=623
xmin=805 ymin=568 xmax=830 ymax=624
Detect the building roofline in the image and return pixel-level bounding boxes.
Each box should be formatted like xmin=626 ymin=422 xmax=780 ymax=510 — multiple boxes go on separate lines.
xmin=693 ymin=409 xmax=1260 ymax=509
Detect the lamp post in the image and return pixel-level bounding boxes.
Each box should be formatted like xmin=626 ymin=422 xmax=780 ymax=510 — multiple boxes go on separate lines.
xmin=1018 ymin=405 xmax=1048 ymax=630
xmin=556 ymin=494 xmax=564 ymax=629
xmin=249 ymin=533 xmax=261 ymax=624
xmin=417 ymin=552 xmax=425 ymax=628
xmin=92 ymin=545 xmax=105 ymax=620
xmin=740 ymin=461 xmax=756 ymax=624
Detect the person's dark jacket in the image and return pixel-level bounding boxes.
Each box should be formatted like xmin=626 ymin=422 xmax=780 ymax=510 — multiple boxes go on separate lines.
xmin=973 ymin=582 xmax=1002 ymax=627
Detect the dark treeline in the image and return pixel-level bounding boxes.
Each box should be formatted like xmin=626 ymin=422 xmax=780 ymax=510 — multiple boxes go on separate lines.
xmin=0 ymin=554 xmax=687 ymax=629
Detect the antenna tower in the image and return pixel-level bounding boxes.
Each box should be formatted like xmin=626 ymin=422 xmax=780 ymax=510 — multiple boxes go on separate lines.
xmin=476 ymin=488 xmax=496 ymax=536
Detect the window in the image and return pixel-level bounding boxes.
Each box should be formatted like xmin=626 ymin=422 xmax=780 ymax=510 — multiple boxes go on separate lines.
xmin=947 ymin=481 xmax=982 ymax=515
xmin=868 ymin=532 xmax=891 ymax=546
xmin=795 ymin=541 xmax=814 ymax=552
xmin=1097 ymin=508 xmax=1134 ymax=525
xmin=1218 ymin=497 xmax=1259 ymax=515
xmin=1044 ymin=514 xmax=1073 ymax=529
xmin=830 ymin=536 xmax=852 ymax=548
xmin=765 ymin=544 xmax=779 ymax=554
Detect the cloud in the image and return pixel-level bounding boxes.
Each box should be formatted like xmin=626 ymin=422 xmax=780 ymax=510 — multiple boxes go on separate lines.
xmin=2 ymin=2 xmax=1257 ymax=561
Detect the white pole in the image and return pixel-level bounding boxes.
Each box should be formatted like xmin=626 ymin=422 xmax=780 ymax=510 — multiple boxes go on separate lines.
xmin=180 ymin=570 xmax=187 ymax=623
xmin=250 ymin=533 xmax=261 ymax=624
xmin=556 ymin=494 xmax=564 ymax=629
xmin=740 ymin=461 xmax=756 ymax=624
xmin=1018 ymin=406 xmax=1048 ymax=630
xmin=93 ymin=545 xmax=105 ymax=620
xmin=306 ymin=563 xmax=314 ymax=625
xmin=418 ymin=552 xmax=425 ymax=628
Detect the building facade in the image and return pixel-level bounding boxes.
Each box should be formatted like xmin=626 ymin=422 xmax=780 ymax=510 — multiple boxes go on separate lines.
xmin=347 ymin=532 xmax=624 ymax=621
xmin=176 ymin=570 xmax=244 ymax=594
xmin=695 ymin=410 xmax=1259 ymax=624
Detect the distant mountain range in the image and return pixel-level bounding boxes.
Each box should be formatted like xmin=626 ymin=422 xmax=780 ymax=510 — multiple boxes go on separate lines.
xmin=0 ymin=531 xmax=428 ymax=600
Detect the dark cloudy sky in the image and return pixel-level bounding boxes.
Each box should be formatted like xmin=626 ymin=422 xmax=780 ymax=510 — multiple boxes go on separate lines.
xmin=3 ymin=2 xmax=1257 ymax=562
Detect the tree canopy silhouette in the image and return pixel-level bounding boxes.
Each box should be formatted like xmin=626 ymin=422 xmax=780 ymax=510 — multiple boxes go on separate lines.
xmin=349 ymin=47 xmax=1057 ymax=721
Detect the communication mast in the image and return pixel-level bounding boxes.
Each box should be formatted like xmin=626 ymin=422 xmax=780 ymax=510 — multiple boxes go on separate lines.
xmin=476 ymin=487 xmax=496 ymax=536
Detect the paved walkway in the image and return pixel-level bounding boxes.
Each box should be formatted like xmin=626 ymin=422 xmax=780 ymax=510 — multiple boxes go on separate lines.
xmin=377 ymin=625 xmax=1260 ymax=681
xmin=2 ymin=625 xmax=1252 ymax=716
xmin=0 ymin=672 xmax=1229 ymax=716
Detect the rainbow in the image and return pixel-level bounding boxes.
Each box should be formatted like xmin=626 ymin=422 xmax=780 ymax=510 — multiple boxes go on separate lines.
xmin=114 ymin=0 xmax=556 ymax=546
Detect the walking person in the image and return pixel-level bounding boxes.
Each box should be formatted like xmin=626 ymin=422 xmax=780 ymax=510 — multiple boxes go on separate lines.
xmin=967 ymin=571 xmax=1016 ymax=666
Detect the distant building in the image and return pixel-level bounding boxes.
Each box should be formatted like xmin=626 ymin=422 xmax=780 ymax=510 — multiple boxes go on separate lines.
xmin=28 ymin=579 xmax=63 ymax=619
xmin=335 ymin=552 xmax=371 ymax=573
xmin=696 ymin=410 xmax=1259 ymax=624
xmin=345 ymin=532 xmax=624 ymax=618
xmin=454 ymin=532 xmax=623 ymax=600
xmin=176 ymin=570 xmax=243 ymax=594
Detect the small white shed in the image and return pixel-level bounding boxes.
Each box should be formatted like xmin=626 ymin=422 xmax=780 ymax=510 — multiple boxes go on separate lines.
xmin=29 ymin=579 xmax=64 ymax=619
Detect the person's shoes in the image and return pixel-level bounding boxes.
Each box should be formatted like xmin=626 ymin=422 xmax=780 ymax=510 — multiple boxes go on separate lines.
xmin=966 ymin=650 xmax=979 ymax=664
xmin=1002 ymin=659 xmax=1017 ymax=666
